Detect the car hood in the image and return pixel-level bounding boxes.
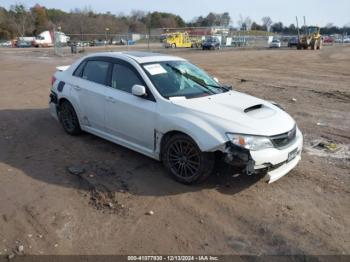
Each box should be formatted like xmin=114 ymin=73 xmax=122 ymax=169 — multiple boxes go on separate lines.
xmin=169 ymin=91 xmax=295 ymax=136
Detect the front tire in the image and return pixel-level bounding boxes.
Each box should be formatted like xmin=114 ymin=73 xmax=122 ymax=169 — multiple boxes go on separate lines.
xmin=58 ymin=100 xmax=82 ymax=135
xmin=162 ymin=134 xmax=215 ymax=184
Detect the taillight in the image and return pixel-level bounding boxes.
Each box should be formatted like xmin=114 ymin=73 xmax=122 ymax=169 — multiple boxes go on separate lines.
xmin=51 ymin=76 xmax=56 ymax=86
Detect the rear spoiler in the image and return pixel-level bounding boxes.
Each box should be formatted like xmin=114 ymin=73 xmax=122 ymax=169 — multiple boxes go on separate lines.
xmin=56 ymin=65 xmax=70 ymax=72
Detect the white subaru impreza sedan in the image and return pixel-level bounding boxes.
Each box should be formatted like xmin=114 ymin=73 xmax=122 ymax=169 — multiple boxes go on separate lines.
xmin=49 ymin=51 xmax=303 ymax=184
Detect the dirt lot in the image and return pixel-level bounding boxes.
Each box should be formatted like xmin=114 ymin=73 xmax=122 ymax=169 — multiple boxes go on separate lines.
xmin=0 ymin=45 xmax=349 ymax=256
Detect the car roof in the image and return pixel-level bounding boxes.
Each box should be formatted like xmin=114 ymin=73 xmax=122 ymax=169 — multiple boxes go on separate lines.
xmin=85 ymin=51 xmax=185 ymax=64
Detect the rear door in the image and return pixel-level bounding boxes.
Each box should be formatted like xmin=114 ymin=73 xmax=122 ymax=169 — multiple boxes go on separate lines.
xmin=104 ymin=60 xmax=157 ymax=154
xmin=71 ymin=59 xmax=111 ymax=131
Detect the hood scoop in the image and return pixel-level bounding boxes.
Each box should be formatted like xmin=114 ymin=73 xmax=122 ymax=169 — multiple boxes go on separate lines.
xmin=244 ymin=104 xmax=263 ymax=113
xmin=244 ymin=104 xmax=275 ymax=119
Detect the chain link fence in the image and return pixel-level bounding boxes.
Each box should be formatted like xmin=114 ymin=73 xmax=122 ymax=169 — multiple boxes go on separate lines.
xmin=50 ymin=27 xmax=279 ymax=56
xmin=3 ymin=26 xmax=348 ymax=56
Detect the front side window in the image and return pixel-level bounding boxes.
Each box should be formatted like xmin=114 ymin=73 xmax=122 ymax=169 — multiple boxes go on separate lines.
xmin=142 ymin=61 xmax=224 ymax=99
xmin=111 ymin=63 xmax=143 ymax=93
xmin=82 ymin=60 xmax=110 ymax=85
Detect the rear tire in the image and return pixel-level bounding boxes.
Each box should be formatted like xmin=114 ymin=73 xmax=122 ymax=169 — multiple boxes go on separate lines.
xmin=162 ymin=134 xmax=215 ymax=184
xmin=58 ymin=100 xmax=82 ymax=136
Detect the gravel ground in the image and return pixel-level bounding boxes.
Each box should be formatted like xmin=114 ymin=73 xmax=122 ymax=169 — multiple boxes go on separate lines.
xmin=0 ymin=44 xmax=349 ymax=256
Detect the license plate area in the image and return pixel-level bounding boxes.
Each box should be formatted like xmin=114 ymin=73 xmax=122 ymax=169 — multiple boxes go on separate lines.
xmin=287 ymin=148 xmax=298 ymax=162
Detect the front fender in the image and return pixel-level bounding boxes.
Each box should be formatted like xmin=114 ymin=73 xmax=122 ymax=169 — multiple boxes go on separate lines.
xmin=159 ymin=114 xmax=227 ymax=152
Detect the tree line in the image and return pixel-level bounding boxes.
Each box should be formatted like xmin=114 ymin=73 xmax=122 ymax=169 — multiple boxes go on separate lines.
xmin=236 ymin=15 xmax=350 ymax=35
xmin=0 ymin=4 xmax=187 ymax=39
xmin=0 ymin=4 xmax=349 ymax=40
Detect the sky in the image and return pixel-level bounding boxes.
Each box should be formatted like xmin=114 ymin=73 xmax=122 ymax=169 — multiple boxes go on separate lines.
xmin=1 ymin=0 xmax=349 ymax=27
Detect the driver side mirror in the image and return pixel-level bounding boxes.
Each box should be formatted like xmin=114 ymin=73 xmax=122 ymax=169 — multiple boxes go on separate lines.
xmin=132 ymin=85 xmax=146 ymax=97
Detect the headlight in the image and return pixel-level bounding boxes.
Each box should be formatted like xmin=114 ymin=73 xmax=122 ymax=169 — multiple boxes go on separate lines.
xmin=226 ymin=133 xmax=274 ymax=151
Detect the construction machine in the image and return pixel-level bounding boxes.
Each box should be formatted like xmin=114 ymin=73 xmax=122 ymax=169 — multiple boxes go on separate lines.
xmin=296 ymin=17 xmax=322 ymax=50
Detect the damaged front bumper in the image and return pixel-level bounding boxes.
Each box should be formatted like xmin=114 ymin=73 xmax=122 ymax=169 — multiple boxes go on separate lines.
xmin=223 ymin=128 xmax=303 ymax=183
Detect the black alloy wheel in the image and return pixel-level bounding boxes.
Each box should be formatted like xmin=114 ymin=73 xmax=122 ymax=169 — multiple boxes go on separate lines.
xmin=162 ymin=134 xmax=214 ymax=184
xmin=58 ymin=101 xmax=82 ymax=135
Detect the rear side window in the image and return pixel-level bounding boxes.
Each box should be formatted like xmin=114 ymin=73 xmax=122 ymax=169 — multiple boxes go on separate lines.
xmin=82 ymin=60 xmax=110 ymax=85
xmin=73 ymin=61 xmax=86 ymax=77
xmin=111 ymin=63 xmax=143 ymax=93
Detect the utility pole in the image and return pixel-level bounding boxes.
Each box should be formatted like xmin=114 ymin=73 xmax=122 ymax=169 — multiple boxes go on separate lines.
xmin=105 ymin=27 xmax=110 ymax=50
xmin=147 ymin=20 xmax=151 ymax=50
xmin=80 ymin=26 xmax=84 ymax=53
xmin=296 ymin=17 xmax=300 ymax=41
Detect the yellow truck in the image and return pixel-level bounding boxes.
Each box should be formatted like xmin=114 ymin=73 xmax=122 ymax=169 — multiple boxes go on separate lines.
xmin=163 ymin=32 xmax=201 ymax=48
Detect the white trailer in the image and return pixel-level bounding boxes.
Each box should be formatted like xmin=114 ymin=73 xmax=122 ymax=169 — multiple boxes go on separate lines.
xmin=32 ymin=31 xmax=70 ymax=47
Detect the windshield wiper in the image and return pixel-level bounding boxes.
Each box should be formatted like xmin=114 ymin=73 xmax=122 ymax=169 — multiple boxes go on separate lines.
xmin=165 ymin=63 xmax=217 ymax=94
xmin=205 ymin=84 xmax=232 ymax=92
xmin=166 ymin=64 xmax=231 ymax=92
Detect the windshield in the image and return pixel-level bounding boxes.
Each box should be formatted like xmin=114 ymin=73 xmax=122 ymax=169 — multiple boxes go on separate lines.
xmin=307 ymin=27 xmax=318 ymax=34
xmin=142 ymin=61 xmax=224 ymax=99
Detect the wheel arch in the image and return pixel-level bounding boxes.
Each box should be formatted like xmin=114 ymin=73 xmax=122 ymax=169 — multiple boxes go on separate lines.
xmin=157 ymin=116 xmax=227 ymax=159
xmin=159 ymin=130 xmax=192 ymax=161
xmin=58 ymin=97 xmax=71 ymax=106
xmin=58 ymin=97 xmax=78 ymax=111
xmin=57 ymin=97 xmax=82 ymax=125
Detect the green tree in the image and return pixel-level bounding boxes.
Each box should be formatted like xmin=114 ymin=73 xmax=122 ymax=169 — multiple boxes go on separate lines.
xmin=46 ymin=8 xmax=67 ymax=25
xmin=271 ymin=22 xmax=283 ymax=33
xmin=31 ymin=4 xmax=49 ymax=34
xmin=8 ymin=4 xmax=33 ymax=37
xmin=251 ymin=22 xmax=263 ymax=31
xmin=287 ymin=24 xmax=297 ymax=34
xmin=0 ymin=7 xmax=12 ymax=39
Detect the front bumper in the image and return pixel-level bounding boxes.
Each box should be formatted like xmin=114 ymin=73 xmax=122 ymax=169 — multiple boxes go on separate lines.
xmin=224 ymin=128 xmax=303 ymax=183
xmin=252 ymin=128 xmax=303 ymax=183
xmin=264 ymin=154 xmax=301 ymax=183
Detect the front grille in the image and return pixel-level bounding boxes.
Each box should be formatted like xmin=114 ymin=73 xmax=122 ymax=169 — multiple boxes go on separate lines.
xmin=270 ymin=125 xmax=297 ymax=148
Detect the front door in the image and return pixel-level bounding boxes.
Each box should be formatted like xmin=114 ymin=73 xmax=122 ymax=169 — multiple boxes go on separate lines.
xmin=104 ymin=62 xmax=157 ymax=155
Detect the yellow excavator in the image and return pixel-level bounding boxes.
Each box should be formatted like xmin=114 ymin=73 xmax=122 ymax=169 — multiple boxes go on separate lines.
xmin=296 ymin=17 xmax=322 ymax=50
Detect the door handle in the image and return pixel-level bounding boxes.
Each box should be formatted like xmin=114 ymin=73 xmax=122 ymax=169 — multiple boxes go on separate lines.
xmin=105 ymin=96 xmax=116 ymax=103
xmin=72 ymin=84 xmax=81 ymax=91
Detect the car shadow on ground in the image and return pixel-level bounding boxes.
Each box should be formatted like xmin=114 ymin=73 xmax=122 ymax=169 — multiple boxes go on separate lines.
xmin=0 ymin=108 xmax=265 ymax=198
